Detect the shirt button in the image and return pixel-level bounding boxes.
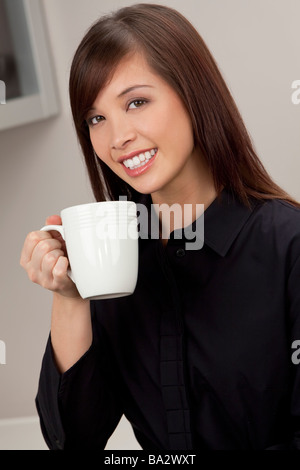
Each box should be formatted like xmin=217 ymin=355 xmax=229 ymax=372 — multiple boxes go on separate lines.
xmin=176 ymin=248 xmax=186 ymax=258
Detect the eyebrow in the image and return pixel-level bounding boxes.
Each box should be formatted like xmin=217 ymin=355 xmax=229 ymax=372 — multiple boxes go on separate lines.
xmin=117 ymin=84 xmax=154 ymax=98
xmin=87 ymin=85 xmax=154 ymax=117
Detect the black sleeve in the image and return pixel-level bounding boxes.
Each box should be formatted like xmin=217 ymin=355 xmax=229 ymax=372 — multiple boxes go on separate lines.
xmin=265 ymin=252 xmax=300 ymax=450
xmin=35 ymin=303 xmax=123 ymax=450
xmin=286 ymin=253 xmax=300 ymax=450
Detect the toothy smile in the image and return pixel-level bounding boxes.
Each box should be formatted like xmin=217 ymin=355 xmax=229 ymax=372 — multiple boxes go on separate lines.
xmin=122 ymin=148 xmax=157 ymax=170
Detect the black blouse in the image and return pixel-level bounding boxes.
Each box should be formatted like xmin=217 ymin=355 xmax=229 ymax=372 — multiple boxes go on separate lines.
xmin=36 ymin=189 xmax=300 ymax=450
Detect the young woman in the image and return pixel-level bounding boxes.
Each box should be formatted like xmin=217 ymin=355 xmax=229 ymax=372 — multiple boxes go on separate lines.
xmin=20 ymin=4 xmax=300 ymax=450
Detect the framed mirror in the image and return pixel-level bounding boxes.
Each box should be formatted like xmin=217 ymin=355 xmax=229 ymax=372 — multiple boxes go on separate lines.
xmin=0 ymin=0 xmax=59 ymax=131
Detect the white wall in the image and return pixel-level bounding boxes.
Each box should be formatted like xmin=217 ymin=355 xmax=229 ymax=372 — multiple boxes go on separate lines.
xmin=0 ymin=0 xmax=299 ymax=449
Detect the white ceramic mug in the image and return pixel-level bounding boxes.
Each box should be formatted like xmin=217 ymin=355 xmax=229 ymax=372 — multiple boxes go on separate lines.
xmin=41 ymin=201 xmax=139 ymax=300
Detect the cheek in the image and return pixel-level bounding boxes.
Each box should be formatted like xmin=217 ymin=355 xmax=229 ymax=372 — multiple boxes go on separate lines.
xmin=159 ymin=111 xmax=195 ymax=156
xmin=90 ymin=132 xmax=108 ymax=162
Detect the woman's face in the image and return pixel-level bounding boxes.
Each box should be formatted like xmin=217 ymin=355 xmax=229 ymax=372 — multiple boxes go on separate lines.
xmin=87 ymin=52 xmax=200 ymax=197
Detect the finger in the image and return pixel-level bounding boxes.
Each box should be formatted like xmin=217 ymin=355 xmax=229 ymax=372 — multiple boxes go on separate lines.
xmin=27 ymin=239 xmax=64 ymax=287
xmin=52 ymin=256 xmax=70 ymax=285
xmin=51 ymin=256 xmax=77 ymax=295
xmin=45 ymin=215 xmax=62 ymax=226
xmin=32 ymin=238 xmax=64 ymax=271
xmin=20 ymin=230 xmax=53 ymax=266
xmin=41 ymin=248 xmax=65 ymax=283
xmin=45 ymin=215 xmax=65 ymax=246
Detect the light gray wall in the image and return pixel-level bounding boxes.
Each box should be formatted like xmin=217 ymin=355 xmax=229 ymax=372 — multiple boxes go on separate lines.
xmin=0 ymin=0 xmax=299 ymax=447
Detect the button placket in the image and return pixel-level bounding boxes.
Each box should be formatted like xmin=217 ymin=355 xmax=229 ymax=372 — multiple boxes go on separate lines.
xmin=160 ymin=312 xmax=192 ymax=450
xmin=156 ymin=240 xmax=192 ymax=449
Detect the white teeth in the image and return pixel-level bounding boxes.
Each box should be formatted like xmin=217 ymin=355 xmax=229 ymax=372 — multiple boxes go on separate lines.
xmin=123 ymin=148 xmax=157 ymax=170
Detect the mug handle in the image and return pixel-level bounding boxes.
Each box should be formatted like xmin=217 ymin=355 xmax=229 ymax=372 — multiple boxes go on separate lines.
xmin=40 ymin=225 xmax=75 ymax=283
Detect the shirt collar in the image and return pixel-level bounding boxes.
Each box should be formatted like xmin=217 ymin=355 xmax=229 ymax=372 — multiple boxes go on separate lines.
xmin=135 ymin=189 xmax=260 ymax=257
xmin=199 ymin=189 xmax=260 ymax=257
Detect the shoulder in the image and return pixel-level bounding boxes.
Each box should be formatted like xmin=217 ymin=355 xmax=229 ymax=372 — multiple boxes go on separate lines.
xmin=249 ymin=198 xmax=300 ymax=260
xmin=252 ymin=198 xmax=300 ymax=231
xmin=270 ymin=199 xmax=300 ymax=216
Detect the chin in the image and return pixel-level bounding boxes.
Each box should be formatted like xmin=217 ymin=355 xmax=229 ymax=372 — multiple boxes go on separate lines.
xmin=125 ymin=178 xmax=163 ymax=197
xmin=132 ymin=183 xmax=164 ymax=197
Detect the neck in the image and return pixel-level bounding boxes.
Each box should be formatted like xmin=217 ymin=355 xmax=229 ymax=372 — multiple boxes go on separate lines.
xmin=151 ymin=152 xmax=218 ymax=240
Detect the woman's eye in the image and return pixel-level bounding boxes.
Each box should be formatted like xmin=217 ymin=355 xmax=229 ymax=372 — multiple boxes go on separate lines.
xmin=128 ymin=99 xmax=148 ymax=110
xmin=88 ymin=115 xmax=105 ymax=126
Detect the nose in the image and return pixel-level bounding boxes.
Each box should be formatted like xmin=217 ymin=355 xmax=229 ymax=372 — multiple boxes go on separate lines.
xmin=110 ymin=115 xmax=137 ymax=151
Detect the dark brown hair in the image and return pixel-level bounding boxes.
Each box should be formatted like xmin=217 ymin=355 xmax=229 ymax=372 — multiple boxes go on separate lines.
xmin=69 ymin=3 xmax=299 ymax=207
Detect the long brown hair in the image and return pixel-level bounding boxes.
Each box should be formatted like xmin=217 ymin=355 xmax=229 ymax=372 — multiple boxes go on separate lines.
xmin=69 ymin=3 xmax=299 ymax=207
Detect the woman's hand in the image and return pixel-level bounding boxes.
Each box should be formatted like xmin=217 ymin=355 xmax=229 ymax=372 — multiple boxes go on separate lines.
xmin=20 ymin=215 xmax=80 ymax=298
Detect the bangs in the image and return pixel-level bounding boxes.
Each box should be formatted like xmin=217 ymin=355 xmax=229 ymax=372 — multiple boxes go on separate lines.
xmin=70 ymin=23 xmax=136 ymax=129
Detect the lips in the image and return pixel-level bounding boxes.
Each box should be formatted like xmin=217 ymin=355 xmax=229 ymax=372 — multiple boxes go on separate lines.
xmin=120 ymin=148 xmax=158 ymax=177
xmin=121 ymin=148 xmax=157 ymax=170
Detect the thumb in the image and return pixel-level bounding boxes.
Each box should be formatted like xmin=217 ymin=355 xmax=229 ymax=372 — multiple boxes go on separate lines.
xmin=44 ymin=214 xmax=65 ymax=248
xmin=45 ymin=215 xmax=62 ymax=226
